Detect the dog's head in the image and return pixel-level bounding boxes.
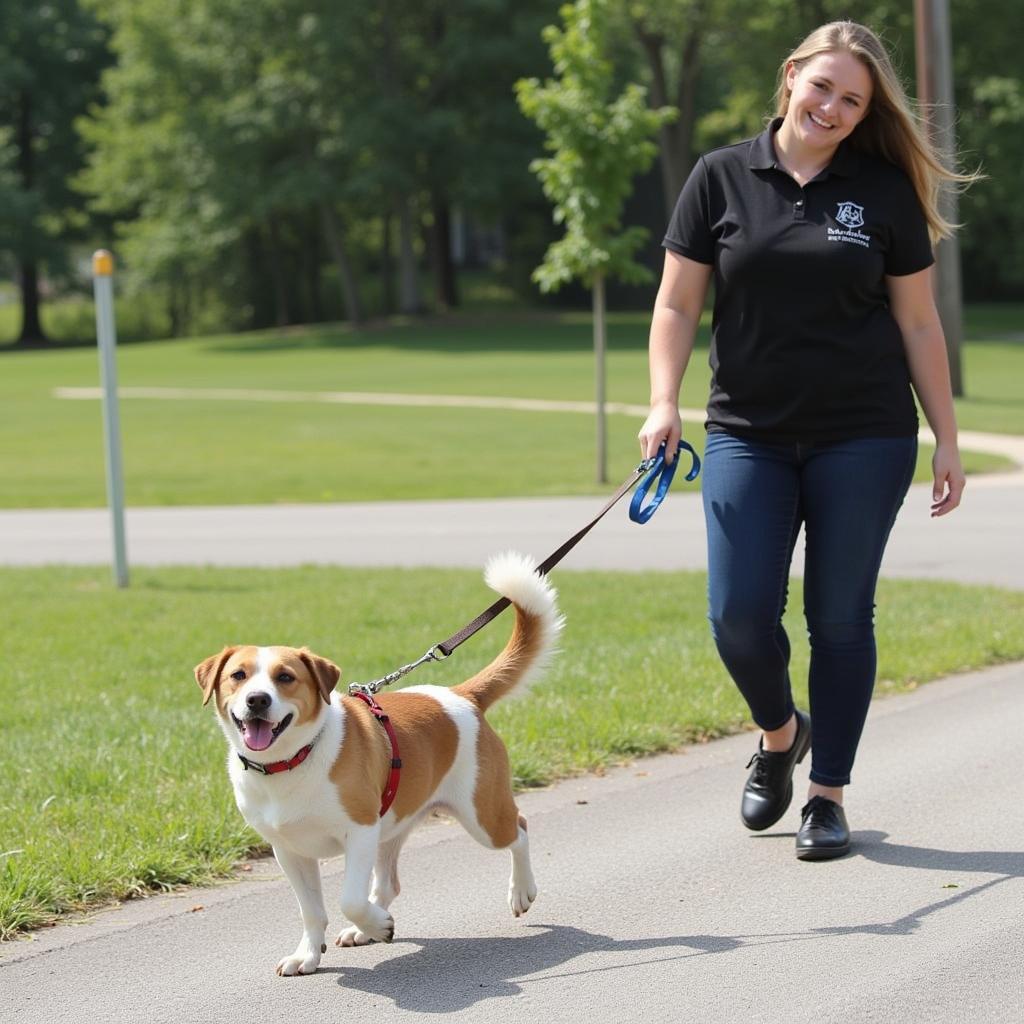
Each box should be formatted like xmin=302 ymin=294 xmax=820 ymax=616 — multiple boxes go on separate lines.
xmin=194 ymin=645 xmax=340 ymax=759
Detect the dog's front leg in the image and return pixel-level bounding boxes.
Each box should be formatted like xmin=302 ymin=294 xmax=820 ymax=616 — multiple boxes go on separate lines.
xmin=337 ymin=824 xmax=395 ymax=946
xmin=273 ymin=846 xmax=328 ymax=976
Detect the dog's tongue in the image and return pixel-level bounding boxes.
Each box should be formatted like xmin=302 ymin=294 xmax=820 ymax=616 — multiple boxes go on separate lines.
xmin=243 ymin=719 xmax=275 ymax=752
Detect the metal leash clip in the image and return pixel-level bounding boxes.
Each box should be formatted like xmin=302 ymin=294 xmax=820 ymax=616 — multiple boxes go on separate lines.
xmin=348 ymin=645 xmax=448 ymax=697
xmin=629 ymin=439 xmax=701 ymax=524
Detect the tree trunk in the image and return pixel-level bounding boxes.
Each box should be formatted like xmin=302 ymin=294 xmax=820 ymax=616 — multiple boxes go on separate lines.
xmin=168 ymin=274 xmax=186 ymax=337
xmin=319 ymin=200 xmax=364 ymax=325
xmin=17 ymin=262 xmax=46 ymax=344
xmin=304 ymin=214 xmax=325 ymax=323
xmin=15 ymin=89 xmax=47 ymax=345
xmin=397 ymin=196 xmax=422 ymax=315
xmin=634 ymin=11 xmax=705 ymax=221
xmin=593 ymin=271 xmax=607 ymax=485
xmin=266 ymin=220 xmax=291 ymax=327
xmin=915 ymin=0 xmax=964 ymax=395
xmin=429 ymin=191 xmax=459 ymax=311
xmin=381 ymin=211 xmax=394 ymax=316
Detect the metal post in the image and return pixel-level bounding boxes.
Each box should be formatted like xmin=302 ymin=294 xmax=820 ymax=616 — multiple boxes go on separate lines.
xmin=92 ymin=249 xmax=129 ymax=588
xmin=914 ymin=0 xmax=965 ymax=396
xmin=593 ymin=270 xmax=608 ymax=484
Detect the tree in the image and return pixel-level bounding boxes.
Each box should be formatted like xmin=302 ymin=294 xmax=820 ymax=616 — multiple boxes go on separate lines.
xmin=0 ymin=1 xmax=110 ymax=344
xmin=517 ymin=0 xmax=674 ymax=482
xmin=621 ymin=0 xmax=711 ymax=221
xmin=81 ymin=0 xmax=370 ymax=331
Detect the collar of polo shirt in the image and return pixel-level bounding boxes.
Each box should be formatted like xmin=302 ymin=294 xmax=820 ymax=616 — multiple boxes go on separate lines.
xmin=749 ymin=116 xmax=860 ymax=179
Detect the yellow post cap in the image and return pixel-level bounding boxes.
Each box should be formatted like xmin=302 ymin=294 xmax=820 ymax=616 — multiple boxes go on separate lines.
xmin=92 ymin=249 xmax=114 ymax=276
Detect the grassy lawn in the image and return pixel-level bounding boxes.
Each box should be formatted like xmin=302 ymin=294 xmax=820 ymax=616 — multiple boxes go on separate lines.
xmin=2 ymin=562 xmax=1023 ymax=941
xmin=0 ymin=306 xmax=1021 ymax=508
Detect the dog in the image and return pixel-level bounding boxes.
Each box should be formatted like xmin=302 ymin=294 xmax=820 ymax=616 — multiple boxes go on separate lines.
xmin=194 ymin=552 xmax=562 ymax=976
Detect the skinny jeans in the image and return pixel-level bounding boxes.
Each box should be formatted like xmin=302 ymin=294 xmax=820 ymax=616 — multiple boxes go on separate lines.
xmin=701 ymin=431 xmax=917 ymax=786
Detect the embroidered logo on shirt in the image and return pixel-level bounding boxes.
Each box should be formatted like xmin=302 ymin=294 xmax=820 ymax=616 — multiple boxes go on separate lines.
xmin=835 ymin=201 xmax=865 ymax=228
xmin=828 ymin=201 xmax=871 ymax=249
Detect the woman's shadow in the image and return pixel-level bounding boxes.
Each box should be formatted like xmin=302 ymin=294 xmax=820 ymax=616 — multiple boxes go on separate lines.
xmin=321 ymin=831 xmax=1022 ymax=1012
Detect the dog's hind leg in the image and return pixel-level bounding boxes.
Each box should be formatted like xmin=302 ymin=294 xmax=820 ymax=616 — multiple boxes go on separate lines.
xmin=370 ymin=831 xmax=406 ymax=909
xmin=336 ymin=831 xmax=408 ymax=947
xmin=273 ymin=846 xmax=329 ymax=976
xmin=507 ymin=813 xmax=538 ymax=917
xmin=337 ymin=823 xmax=395 ymax=946
xmin=452 ymin=721 xmax=538 ymax=916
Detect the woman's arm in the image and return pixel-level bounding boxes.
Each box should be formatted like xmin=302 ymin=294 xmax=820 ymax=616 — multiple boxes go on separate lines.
xmin=639 ymin=251 xmax=713 ymax=464
xmin=886 ymin=268 xmax=965 ymax=517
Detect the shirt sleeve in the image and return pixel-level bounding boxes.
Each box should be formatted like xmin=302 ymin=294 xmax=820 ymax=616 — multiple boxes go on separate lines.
xmin=884 ymin=173 xmax=935 ymax=276
xmin=662 ymin=157 xmax=714 ymax=265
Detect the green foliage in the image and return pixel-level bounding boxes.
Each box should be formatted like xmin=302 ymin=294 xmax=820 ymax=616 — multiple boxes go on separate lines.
xmin=2 ymin=0 xmax=1021 ymax=337
xmin=75 ymin=0 xmax=555 ymax=332
xmin=0 ymin=2 xmax=110 ymax=279
xmin=516 ymin=0 xmax=675 ymax=291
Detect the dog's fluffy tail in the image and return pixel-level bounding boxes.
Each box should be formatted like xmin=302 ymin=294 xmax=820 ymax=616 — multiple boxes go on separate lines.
xmin=452 ymin=552 xmax=563 ymax=713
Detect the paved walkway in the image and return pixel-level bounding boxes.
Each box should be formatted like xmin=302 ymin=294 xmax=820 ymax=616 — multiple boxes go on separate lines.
xmin=1 ymin=475 xmax=1022 ymax=589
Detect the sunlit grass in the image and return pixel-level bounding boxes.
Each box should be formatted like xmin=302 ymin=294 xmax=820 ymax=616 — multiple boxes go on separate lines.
xmin=2 ymin=564 xmax=1023 ymax=940
xmin=0 ymin=309 xmax=1019 ymax=508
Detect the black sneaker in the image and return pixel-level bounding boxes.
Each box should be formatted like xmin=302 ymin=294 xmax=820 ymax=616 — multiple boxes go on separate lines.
xmin=796 ymin=796 xmax=851 ymax=860
xmin=740 ymin=709 xmax=811 ymax=831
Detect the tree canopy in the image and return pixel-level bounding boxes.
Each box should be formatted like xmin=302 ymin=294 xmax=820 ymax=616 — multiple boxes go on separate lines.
xmin=1 ymin=0 xmax=1019 ymax=343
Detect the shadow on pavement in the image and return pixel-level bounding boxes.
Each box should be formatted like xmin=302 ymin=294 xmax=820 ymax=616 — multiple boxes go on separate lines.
xmin=316 ymin=834 xmax=1022 ymax=1012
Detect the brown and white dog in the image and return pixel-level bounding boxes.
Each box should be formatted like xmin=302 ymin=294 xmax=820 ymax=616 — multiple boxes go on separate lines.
xmin=194 ymin=553 xmax=562 ymax=976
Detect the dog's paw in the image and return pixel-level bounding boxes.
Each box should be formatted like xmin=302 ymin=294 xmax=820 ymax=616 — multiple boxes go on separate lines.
xmin=335 ymin=925 xmax=376 ymax=947
xmin=508 ymin=878 xmax=538 ymax=917
xmin=336 ymin=904 xmax=394 ymax=946
xmin=362 ymin=909 xmax=395 ymax=944
xmin=275 ymin=942 xmax=324 ymax=977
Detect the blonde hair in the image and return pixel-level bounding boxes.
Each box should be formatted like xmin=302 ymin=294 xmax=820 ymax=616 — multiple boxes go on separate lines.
xmin=774 ymin=21 xmax=978 ymax=242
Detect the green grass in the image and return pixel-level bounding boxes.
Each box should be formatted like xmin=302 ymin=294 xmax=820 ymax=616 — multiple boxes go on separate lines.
xmin=1 ymin=307 xmax=1020 ymax=508
xmin=2 ymin=563 xmax=1024 ymax=941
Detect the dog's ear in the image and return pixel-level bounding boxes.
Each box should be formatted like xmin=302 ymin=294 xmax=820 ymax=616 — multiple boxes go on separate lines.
xmin=298 ymin=648 xmax=341 ymax=704
xmin=194 ymin=647 xmax=238 ymax=707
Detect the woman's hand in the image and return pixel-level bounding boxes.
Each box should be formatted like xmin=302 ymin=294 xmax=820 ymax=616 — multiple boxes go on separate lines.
xmin=639 ymin=400 xmax=682 ymax=464
xmin=931 ymin=442 xmax=965 ymax=517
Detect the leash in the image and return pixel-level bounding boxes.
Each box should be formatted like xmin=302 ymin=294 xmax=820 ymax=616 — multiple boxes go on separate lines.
xmin=348 ymin=439 xmax=701 ymax=699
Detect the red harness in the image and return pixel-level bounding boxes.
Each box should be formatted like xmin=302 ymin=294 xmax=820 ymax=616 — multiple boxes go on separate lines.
xmin=236 ymin=695 xmax=402 ymax=818
xmin=351 ymin=690 xmax=402 ymax=817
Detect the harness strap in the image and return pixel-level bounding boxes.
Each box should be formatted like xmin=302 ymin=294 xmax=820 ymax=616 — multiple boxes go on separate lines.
xmin=351 ymin=690 xmax=402 ymax=817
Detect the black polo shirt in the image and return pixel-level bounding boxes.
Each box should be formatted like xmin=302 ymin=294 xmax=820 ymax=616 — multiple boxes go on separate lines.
xmin=663 ymin=118 xmax=934 ymax=443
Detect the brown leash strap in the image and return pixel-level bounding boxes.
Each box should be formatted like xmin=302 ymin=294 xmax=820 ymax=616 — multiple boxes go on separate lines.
xmin=433 ymin=463 xmax=648 ymax=657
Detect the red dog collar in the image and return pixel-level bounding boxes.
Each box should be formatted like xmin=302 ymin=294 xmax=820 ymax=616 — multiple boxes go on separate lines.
xmin=237 ymin=742 xmax=315 ymax=776
xmin=351 ymin=691 xmax=402 ymax=817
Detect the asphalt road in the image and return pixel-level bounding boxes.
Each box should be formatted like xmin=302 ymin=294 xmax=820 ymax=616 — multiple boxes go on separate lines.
xmin=3 ymin=663 xmax=1022 ymax=1024
xmin=2 ymin=472 xmax=1023 ymax=588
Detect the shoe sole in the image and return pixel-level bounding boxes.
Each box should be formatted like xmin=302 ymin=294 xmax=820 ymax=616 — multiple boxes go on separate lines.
xmin=796 ymin=843 xmax=851 ymax=861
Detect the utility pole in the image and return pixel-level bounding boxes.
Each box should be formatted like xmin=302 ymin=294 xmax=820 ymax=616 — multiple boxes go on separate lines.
xmin=914 ymin=0 xmax=965 ymax=396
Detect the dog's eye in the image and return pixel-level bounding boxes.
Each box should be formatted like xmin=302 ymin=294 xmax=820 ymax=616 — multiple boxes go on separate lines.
xmin=276 ymin=672 xmax=295 ymax=684
xmin=230 ymin=669 xmax=246 ymax=681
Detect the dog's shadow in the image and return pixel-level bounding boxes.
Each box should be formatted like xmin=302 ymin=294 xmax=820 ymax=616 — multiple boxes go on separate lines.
xmin=319 ymin=832 xmax=1023 ymax=1012
xmin=322 ymin=923 xmax=738 ymax=1011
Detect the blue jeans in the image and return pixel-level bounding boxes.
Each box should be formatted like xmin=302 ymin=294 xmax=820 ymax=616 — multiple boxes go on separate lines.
xmin=701 ymin=432 xmax=917 ymax=786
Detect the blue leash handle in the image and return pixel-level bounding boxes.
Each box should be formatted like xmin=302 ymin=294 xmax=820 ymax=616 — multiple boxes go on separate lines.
xmin=628 ymin=440 xmax=701 ymax=524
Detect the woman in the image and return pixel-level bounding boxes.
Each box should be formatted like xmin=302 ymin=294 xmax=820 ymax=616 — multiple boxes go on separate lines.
xmin=639 ymin=21 xmax=974 ymax=859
